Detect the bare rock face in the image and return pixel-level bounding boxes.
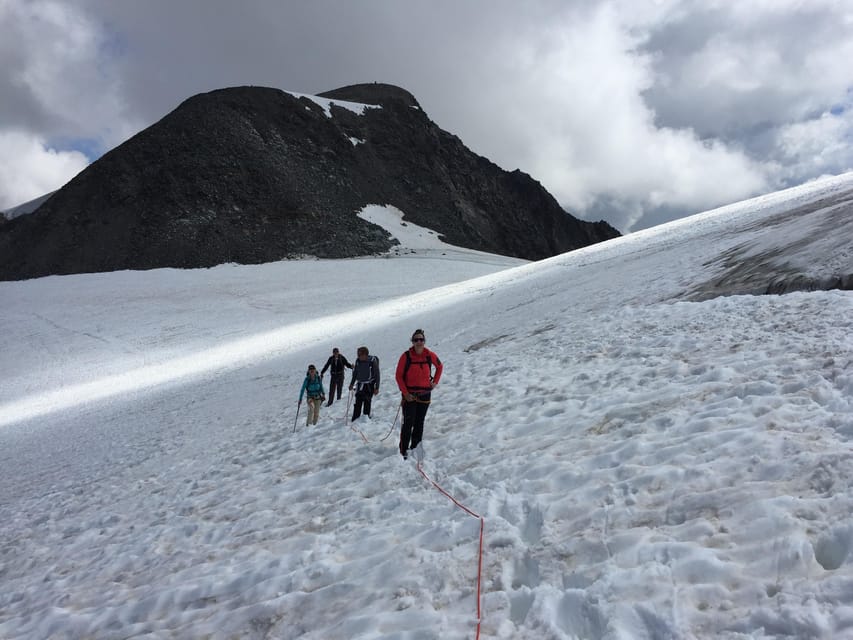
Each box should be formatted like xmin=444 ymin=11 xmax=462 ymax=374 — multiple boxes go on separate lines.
xmin=0 ymin=84 xmax=620 ymax=280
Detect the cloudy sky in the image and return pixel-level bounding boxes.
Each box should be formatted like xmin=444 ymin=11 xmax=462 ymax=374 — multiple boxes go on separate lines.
xmin=2 ymin=0 xmax=852 ymax=232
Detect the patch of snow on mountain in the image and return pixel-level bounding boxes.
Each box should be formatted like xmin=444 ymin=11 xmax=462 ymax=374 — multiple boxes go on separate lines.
xmin=287 ymin=91 xmax=379 ymax=118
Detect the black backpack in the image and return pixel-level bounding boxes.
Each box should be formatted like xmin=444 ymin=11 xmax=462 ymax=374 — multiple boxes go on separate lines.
xmin=355 ymin=355 xmax=379 ymax=384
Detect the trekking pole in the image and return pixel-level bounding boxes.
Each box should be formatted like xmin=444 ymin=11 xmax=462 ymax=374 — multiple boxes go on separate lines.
xmin=344 ymin=387 xmax=354 ymax=424
xmin=380 ymin=403 xmax=401 ymax=442
xmin=292 ymin=401 xmax=302 ymax=434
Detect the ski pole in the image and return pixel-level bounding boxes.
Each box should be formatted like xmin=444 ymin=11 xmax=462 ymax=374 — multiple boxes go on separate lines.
xmin=292 ymin=400 xmax=302 ymax=434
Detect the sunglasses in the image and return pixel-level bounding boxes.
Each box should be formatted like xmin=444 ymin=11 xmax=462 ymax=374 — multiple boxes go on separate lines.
xmin=412 ymin=337 xmax=425 ymax=342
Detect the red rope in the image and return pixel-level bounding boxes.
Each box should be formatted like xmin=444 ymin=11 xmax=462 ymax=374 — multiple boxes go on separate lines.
xmin=331 ymin=401 xmax=485 ymax=637
xmin=380 ymin=405 xmax=401 ymax=442
xmin=416 ymin=461 xmax=485 ymax=640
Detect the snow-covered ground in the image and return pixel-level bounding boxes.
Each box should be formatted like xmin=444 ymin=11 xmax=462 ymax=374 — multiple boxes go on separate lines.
xmin=0 ymin=190 xmax=56 ymax=220
xmin=2 ymin=174 xmax=853 ymax=639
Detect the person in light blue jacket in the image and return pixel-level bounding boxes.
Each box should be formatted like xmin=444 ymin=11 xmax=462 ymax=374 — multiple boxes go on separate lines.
xmin=299 ymin=365 xmax=326 ymax=426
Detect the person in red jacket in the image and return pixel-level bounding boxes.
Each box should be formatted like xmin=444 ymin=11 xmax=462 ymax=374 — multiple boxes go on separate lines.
xmin=395 ymin=328 xmax=443 ymax=460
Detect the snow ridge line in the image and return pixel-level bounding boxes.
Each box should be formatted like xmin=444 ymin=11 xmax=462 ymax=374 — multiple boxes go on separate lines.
xmin=415 ymin=461 xmax=485 ymax=640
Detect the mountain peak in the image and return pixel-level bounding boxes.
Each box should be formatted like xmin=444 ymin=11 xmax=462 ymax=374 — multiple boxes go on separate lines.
xmin=0 ymin=83 xmax=618 ymax=280
xmin=318 ymin=83 xmax=420 ymax=108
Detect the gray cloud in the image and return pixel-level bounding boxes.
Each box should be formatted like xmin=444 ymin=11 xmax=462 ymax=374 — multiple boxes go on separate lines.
xmin=2 ymin=0 xmax=851 ymax=231
xmin=640 ymin=3 xmax=853 ymax=141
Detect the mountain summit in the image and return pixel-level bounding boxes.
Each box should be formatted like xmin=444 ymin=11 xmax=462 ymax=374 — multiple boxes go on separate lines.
xmin=0 ymin=83 xmax=619 ymax=280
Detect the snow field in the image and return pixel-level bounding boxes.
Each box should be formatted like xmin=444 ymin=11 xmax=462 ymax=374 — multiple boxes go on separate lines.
xmin=3 ymin=174 xmax=853 ymax=638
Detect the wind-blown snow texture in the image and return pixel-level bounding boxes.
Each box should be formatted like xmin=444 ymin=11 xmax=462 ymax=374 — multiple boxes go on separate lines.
xmin=2 ymin=173 xmax=853 ymax=639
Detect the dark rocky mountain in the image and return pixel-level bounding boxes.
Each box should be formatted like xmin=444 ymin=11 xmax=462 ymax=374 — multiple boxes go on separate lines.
xmin=0 ymin=83 xmax=620 ymax=280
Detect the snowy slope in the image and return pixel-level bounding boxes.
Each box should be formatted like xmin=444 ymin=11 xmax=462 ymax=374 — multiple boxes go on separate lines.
xmin=2 ymin=175 xmax=853 ymax=639
xmin=1 ymin=190 xmax=56 ymax=220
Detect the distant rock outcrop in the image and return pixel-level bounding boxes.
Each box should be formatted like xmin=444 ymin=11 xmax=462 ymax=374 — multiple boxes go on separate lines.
xmin=0 ymin=83 xmax=620 ymax=280
xmin=687 ymin=185 xmax=853 ymax=299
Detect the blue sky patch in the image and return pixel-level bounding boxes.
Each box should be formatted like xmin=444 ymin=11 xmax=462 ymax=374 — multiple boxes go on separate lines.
xmin=48 ymin=137 xmax=103 ymax=162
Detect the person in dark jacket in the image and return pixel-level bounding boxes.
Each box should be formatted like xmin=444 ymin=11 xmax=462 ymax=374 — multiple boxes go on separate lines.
xmin=349 ymin=346 xmax=380 ymax=421
xmin=320 ymin=347 xmax=353 ymax=406
xmin=395 ymin=329 xmax=443 ymax=460
xmin=299 ymin=364 xmax=326 ymax=427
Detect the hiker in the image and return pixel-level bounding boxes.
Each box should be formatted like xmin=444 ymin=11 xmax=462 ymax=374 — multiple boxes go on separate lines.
xmin=395 ymin=329 xmax=443 ymax=460
xmin=349 ymin=346 xmax=380 ymax=421
xmin=299 ymin=364 xmax=326 ymax=427
xmin=321 ymin=347 xmax=353 ymax=406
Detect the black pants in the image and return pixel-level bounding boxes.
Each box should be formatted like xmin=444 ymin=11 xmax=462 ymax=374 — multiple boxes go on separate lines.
xmin=399 ymin=396 xmax=430 ymax=456
xmin=351 ymin=383 xmax=375 ymax=421
xmin=328 ymin=373 xmax=344 ymax=404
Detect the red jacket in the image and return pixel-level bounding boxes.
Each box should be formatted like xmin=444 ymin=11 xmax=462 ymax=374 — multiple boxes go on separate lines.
xmin=396 ymin=347 xmax=443 ymax=395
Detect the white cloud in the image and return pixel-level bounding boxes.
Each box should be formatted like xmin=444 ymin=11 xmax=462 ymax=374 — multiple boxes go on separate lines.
xmin=638 ymin=2 xmax=853 ymax=145
xmin=0 ymin=130 xmax=88 ymax=209
xmin=0 ymin=1 xmax=142 ymax=206
xmin=442 ymin=5 xmax=771 ymax=232
xmin=0 ymin=0 xmax=135 ymax=141
xmin=776 ymin=109 xmax=853 ymax=179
